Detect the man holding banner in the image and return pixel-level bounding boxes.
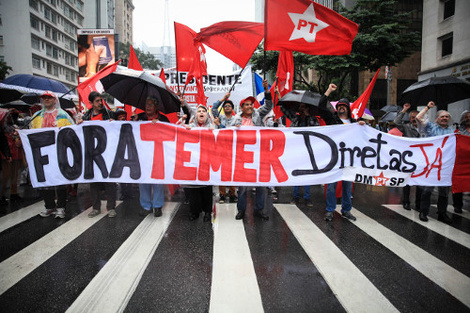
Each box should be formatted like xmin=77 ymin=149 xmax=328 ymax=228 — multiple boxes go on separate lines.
xmin=232 ymin=79 xmax=272 ymax=221
xmin=79 ymin=91 xmax=117 ymax=218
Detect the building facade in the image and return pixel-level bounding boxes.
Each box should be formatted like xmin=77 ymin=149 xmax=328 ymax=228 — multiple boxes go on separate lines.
xmin=0 ymin=0 xmax=84 ymax=88
xmin=114 ymin=0 xmax=134 ymax=44
xmin=83 ymin=0 xmax=115 ymax=30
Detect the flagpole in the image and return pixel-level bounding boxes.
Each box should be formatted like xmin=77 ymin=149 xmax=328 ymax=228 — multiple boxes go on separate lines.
xmin=229 ymin=66 xmax=245 ymax=92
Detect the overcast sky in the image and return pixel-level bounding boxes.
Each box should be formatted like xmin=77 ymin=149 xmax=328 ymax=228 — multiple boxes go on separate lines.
xmin=133 ymin=0 xmax=258 ymax=72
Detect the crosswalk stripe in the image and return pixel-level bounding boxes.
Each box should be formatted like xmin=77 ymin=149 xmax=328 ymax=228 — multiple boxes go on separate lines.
xmin=210 ymin=203 xmax=264 ymax=313
xmin=342 ymin=206 xmax=470 ymax=308
xmin=0 ymin=201 xmax=120 ymax=295
xmin=66 ymin=202 xmax=179 ymax=313
xmin=443 ymin=205 xmax=470 ymax=220
xmin=383 ymin=204 xmax=470 ymax=249
xmin=276 ymin=204 xmax=399 ymax=313
xmin=0 ymin=201 xmax=43 ymax=233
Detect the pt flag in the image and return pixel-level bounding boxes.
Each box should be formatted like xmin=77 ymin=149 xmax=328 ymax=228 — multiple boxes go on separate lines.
xmin=350 ymin=69 xmax=380 ymax=119
xmin=76 ymin=59 xmax=119 ymax=109
xmin=197 ymin=21 xmax=264 ymax=69
xmin=265 ymin=0 xmax=358 ymax=55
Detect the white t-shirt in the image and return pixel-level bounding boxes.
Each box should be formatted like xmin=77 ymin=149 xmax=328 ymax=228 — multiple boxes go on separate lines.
xmin=340 ymin=118 xmax=351 ymax=124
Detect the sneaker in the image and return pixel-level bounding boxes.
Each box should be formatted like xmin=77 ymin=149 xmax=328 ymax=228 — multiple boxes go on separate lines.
xmin=290 ymin=197 xmax=300 ymax=205
xmin=269 ymin=187 xmax=277 ymax=196
xmin=55 ymin=208 xmax=65 ymax=219
xmin=437 ymin=213 xmax=452 ymax=224
xmin=88 ymin=209 xmax=101 ymax=218
xmin=40 ymin=208 xmax=56 ymax=217
xmin=324 ymin=212 xmax=334 ymax=221
xmin=139 ymin=207 xmax=152 ymax=216
xmin=342 ymin=211 xmax=357 ymax=221
xmin=235 ymin=210 xmax=245 ymax=220
xmin=229 ymin=195 xmax=238 ymax=203
xmin=454 ymin=207 xmax=463 ymax=214
xmin=219 ymin=195 xmax=226 ymax=204
xmin=154 ymin=207 xmax=162 ymax=217
xmin=108 ymin=209 xmax=117 ymax=218
xmin=305 ymin=199 xmax=314 ymax=208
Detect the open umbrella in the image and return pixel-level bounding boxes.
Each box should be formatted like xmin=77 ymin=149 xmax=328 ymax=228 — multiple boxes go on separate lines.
xmin=399 ymin=76 xmax=470 ymax=109
xmin=20 ymin=93 xmax=76 ymax=109
xmin=379 ymin=111 xmax=409 ymax=123
xmin=380 ymin=104 xmax=402 ymax=112
xmin=100 ymin=68 xmax=180 ymax=114
xmin=0 ymin=74 xmax=77 ymax=103
xmin=278 ymin=90 xmax=335 ymax=114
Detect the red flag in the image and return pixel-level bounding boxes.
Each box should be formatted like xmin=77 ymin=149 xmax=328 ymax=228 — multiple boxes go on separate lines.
xmin=270 ymin=51 xmax=294 ymax=118
xmin=124 ymin=45 xmax=145 ymax=119
xmin=350 ymin=69 xmax=380 ymax=119
xmin=196 ymin=21 xmax=264 ymax=68
xmin=174 ymin=22 xmax=207 ymax=82
xmin=76 ymin=60 xmax=120 ymax=109
xmin=128 ymin=45 xmax=143 ymax=71
xmin=452 ymin=134 xmax=470 ymax=193
xmin=159 ymin=68 xmax=166 ymax=82
xmin=265 ymin=0 xmax=358 ymax=55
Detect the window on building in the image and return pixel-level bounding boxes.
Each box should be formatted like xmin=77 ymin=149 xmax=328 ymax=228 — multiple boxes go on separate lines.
xmin=0 ymin=36 xmax=3 ymax=46
xmin=443 ymin=0 xmax=455 ymax=20
xmin=53 ymin=65 xmax=59 ymax=77
xmin=32 ymin=56 xmax=41 ymax=69
xmin=51 ymin=12 xmax=57 ymax=24
xmin=77 ymin=1 xmax=83 ymax=12
xmin=441 ymin=33 xmax=453 ymax=57
xmin=52 ymin=29 xmax=58 ymax=41
xmin=44 ymin=7 xmax=51 ymax=20
xmin=0 ymin=56 xmax=4 ymax=62
xmin=31 ymin=36 xmax=40 ymax=50
xmin=53 ymin=47 xmax=59 ymax=59
xmin=29 ymin=0 xmax=39 ymax=10
xmin=30 ymin=15 xmax=39 ymax=30
xmin=47 ymin=62 xmax=52 ymax=74
xmin=46 ymin=44 xmax=52 ymax=56
xmin=45 ymin=25 xmax=51 ymax=38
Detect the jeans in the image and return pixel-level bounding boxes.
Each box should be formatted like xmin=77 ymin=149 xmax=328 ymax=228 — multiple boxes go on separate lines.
xmin=293 ymin=185 xmax=311 ymax=200
xmin=326 ymin=181 xmax=352 ymax=213
xmin=420 ymin=186 xmax=449 ymax=216
xmin=139 ymin=184 xmax=164 ymax=209
xmin=237 ymin=186 xmax=265 ymax=212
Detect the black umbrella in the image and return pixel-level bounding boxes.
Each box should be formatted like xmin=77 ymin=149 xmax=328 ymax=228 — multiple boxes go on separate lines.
xmin=278 ymin=90 xmax=335 ymax=114
xmin=0 ymin=89 xmax=23 ymax=104
xmin=379 ymin=104 xmax=402 ymax=112
xmin=20 ymin=93 xmax=76 ymax=109
xmin=379 ymin=111 xmax=409 ymax=122
xmin=399 ymin=76 xmax=470 ymax=109
xmin=100 ymin=68 xmax=180 ymax=113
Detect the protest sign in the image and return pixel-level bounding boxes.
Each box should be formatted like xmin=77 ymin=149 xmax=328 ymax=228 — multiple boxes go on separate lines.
xmin=19 ymin=122 xmax=459 ymax=188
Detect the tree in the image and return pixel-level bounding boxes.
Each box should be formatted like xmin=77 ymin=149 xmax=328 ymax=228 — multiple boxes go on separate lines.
xmin=0 ymin=60 xmax=13 ymax=81
xmin=250 ymin=0 xmax=420 ymax=99
xmin=118 ymin=42 xmax=163 ymax=70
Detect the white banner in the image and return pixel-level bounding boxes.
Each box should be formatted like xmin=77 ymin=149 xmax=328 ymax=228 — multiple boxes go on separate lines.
xmin=18 ymin=122 xmax=456 ymax=188
xmin=149 ymin=66 xmax=253 ymax=112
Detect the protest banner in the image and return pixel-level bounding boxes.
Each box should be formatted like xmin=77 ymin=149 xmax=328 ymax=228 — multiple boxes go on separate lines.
xmin=150 ymin=66 xmax=254 ymax=112
xmin=19 ymin=122 xmax=461 ymax=189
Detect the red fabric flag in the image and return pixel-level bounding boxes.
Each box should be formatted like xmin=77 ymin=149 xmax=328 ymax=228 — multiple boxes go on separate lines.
xmin=175 ymin=22 xmax=207 ymax=81
xmin=125 ymin=45 xmax=144 ymax=120
xmin=76 ymin=60 xmax=120 ymax=109
xmin=270 ymin=51 xmax=294 ymax=118
xmin=350 ymin=69 xmax=380 ymax=120
xmin=159 ymin=68 xmax=166 ymax=82
xmin=452 ymin=134 xmax=470 ymax=193
xmin=196 ymin=21 xmax=264 ymax=68
xmin=128 ymin=45 xmax=143 ymax=71
xmin=265 ymin=0 xmax=358 ymax=55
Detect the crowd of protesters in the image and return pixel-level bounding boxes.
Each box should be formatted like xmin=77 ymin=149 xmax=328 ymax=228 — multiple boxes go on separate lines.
xmin=0 ymin=81 xmax=468 ymax=224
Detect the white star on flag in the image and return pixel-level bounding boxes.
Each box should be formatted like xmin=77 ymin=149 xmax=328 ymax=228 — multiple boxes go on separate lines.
xmin=288 ymin=3 xmax=329 ymax=43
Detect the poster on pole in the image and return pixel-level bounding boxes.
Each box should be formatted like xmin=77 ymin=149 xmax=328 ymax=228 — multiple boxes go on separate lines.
xmin=77 ymin=29 xmax=116 ymax=81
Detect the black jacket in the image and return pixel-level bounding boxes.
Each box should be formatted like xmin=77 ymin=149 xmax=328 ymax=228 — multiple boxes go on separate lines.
xmin=82 ymin=108 xmax=116 ymax=121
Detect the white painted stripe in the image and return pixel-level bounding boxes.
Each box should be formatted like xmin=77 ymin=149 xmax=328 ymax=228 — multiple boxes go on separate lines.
xmin=383 ymin=204 xmax=470 ymax=249
xmin=340 ymin=206 xmax=470 ymax=308
xmin=0 ymin=201 xmax=43 ymax=233
xmin=66 ymin=202 xmax=179 ymax=313
xmin=0 ymin=201 xmax=120 ymax=295
xmin=444 ymin=205 xmax=470 ymax=220
xmin=276 ymin=204 xmax=398 ymax=313
xmin=209 ymin=203 xmax=264 ymax=313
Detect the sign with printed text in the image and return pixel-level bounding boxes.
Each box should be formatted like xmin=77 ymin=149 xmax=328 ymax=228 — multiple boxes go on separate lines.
xmin=18 ymin=122 xmax=461 ymax=189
